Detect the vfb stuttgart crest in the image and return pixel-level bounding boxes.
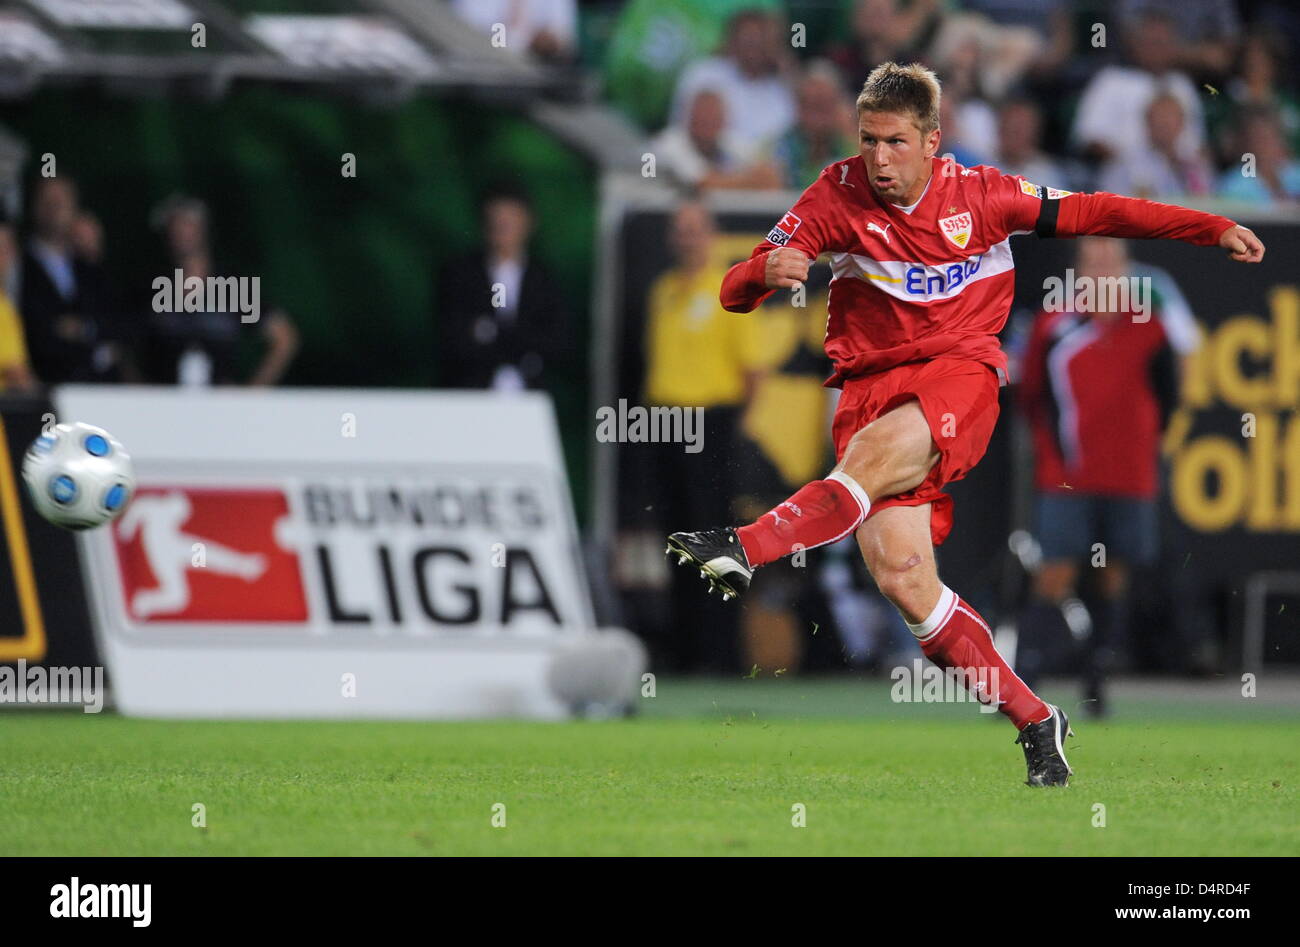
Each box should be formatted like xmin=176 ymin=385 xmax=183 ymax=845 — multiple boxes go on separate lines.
xmin=939 ymin=211 xmax=973 ymax=250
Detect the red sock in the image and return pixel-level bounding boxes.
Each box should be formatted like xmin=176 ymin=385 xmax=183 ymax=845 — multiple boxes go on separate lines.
xmin=910 ymin=587 xmax=1050 ymax=730
xmin=736 ymin=472 xmax=869 ymax=568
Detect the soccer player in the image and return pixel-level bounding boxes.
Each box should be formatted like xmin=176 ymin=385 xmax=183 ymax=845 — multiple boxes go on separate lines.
xmin=666 ymin=62 xmax=1265 ymax=787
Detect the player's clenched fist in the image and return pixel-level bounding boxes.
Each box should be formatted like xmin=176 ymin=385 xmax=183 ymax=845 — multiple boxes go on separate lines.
xmin=1218 ymin=225 xmax=1265 ymax=263
xmin=765 ymin=248 xmax=811 ymax=289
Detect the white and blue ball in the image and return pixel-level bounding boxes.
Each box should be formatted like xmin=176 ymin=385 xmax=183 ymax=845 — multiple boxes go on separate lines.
xmin=22 ymin=422 xmax=135 ymax=530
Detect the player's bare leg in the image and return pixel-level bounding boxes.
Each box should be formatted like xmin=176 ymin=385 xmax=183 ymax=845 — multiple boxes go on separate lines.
xmin=857 ymin=502 xmax=1072 ymax=785
xmin=834 ymin=401 xmax=937 ymax=501
xmin=667 ymin=401 xmax=1074 ymax=785
xmin=666 ymin=401 xmax=934 ymax=597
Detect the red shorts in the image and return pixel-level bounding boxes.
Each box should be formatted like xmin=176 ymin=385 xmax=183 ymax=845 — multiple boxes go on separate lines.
xmin=831 ymin=357 xmax=1001 ymax=546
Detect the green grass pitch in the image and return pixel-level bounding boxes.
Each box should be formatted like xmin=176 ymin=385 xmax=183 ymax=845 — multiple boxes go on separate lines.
xmin=1 ymin=679 xmax=1296 ymax=856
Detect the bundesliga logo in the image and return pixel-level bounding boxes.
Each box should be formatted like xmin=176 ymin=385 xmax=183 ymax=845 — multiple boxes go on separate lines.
xmin=767 ymin=211 xmax=802 ymax=246
xmin=113 ymin=487 xmax=308 ymax=623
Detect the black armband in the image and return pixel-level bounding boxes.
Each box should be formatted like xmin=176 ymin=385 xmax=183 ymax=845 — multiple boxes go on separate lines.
xmin=1035 ymin=198 xmax=1060 ymax=237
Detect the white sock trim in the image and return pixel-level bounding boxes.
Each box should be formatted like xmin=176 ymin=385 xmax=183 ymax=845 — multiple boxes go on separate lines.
xmin=826 ymin=470 xmax=871 ymax=519
xmin=906 ymin=585 xmax=957 ymax=641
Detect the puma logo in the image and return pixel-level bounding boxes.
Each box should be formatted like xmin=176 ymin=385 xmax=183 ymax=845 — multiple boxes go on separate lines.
xmin=867 ymin=221 xmax=892 ymax=244
xmin=767 ymin=501 xmax=803 ymax=528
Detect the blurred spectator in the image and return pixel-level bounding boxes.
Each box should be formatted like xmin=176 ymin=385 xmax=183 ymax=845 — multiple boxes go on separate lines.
xmin=995 ymin=98 xmax=1068 ymax=186
xmin=927 ymin=7 xmax=1043 ymax=101
xmin=1071 ymin=11 xmax=1206 ymax=165
xmin=604 ymin=0 xmax=780 ymax=130
xmin=730 ymin=267 xmax=836 ymax=673
xmin=19 ymin=176 xmax=117 ymax=384
xmin=1214 ymin=31 xmax=1300 ymax=159
xmin=770 ymin=62 xmax=856 ymax=189
xmin=451 ymin=0 xmax=576 ymax=63
xmin=1098 ymin=93 xmax=1214 ymax=199
xmin=649 ymin=89 xmax=780 ymax=190
xmin=1115 ymin=0 xmax=1241 ymax=79
xmin=643 ymin=201 xmax=764 ymax=415
xmin=435 ymin=183 xmax=570 ymax=392
xmin=70 ymin=210 xmax=104 ymax=266
xmin=1216 ymin=107 xmax=1300 ymax=205
xmin=938 ymin=91 xmax=994 ymax=168
xmin=141 ymin=195 xmax=299 ymax=387
xmin=961 ymin=0 xmax=1073 ymax=78
xmin=0 ymin=219 xmax=36 ymax=392
xmin=636 ymin=200 xmax=765 ymax=670
xmin=826 ymin=0 xmax=939 ymax=92
xmin=1016 ymin=237 xmax=1198 ymax=716
xmin=670 ymin=9 xmax=795 ymax=153
xmin=930 ymin=43 xmax=999 ymax=162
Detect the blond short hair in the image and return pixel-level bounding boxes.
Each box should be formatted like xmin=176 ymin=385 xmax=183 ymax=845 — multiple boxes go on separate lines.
xmin=855 ymin=62 xmax=941 ymax=136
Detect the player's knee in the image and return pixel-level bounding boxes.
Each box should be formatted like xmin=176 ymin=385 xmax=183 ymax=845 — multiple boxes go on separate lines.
xmin=872 ymin=553 xmax=932 ymax=613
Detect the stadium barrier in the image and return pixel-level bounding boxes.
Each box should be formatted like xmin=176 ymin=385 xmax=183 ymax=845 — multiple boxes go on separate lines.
xmin=1 ymin=386 xmax=642 ymax=718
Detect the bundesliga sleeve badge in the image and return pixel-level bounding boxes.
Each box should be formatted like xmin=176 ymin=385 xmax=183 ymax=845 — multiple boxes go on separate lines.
xmin=766 ymin=211 xmax=802 ymax=246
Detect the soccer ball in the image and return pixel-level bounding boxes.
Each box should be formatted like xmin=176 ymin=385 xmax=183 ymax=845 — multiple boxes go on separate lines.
xmin=22 ymin=422 xmax=136 ymax=530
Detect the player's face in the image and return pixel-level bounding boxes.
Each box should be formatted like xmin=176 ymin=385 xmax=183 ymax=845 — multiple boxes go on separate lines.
xmin=858 ymin=110 xmax=940 ymax=206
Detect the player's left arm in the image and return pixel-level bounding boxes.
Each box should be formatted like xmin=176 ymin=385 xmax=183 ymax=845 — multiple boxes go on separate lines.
xmin=989 ymin=171 xmax=1265 ymax=262
xmin=1039 ymin=191 xmax=1264 ymax=262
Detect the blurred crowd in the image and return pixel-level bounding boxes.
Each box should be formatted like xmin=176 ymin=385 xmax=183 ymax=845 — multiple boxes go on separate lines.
xmin=435 ymin=1 xmax=1293 ymax=681
xmin=452 ymin=0 xmax=1300 ymax=207
xmin=0 ymin=177 xmax=299 ymax=395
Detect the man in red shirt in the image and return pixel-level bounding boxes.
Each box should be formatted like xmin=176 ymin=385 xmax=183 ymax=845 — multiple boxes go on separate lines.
xmin=1017 ymin=237 xmax=1195 ymax=718
xmin=666 ymin=62 xmax=1264 ymax=787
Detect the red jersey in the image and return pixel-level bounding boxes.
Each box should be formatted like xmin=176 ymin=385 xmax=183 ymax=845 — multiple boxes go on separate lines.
xmin=721 ymin=156 xmax=1234 ymax=387
xmin=1018 ymin=299 xmax=1194 ymax=498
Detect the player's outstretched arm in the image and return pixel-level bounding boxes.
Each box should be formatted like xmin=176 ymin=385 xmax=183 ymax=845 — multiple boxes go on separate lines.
xmin=1043 ymin=191 xmax=1265 ymax=262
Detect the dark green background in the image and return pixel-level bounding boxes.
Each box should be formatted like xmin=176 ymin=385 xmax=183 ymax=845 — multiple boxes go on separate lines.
xmin=1 ymin=87 xmax=596 ymax=518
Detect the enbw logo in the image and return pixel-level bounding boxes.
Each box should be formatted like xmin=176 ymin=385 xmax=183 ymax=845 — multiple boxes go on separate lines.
xmin=904 ymin=255 xmax=983 ymax=296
